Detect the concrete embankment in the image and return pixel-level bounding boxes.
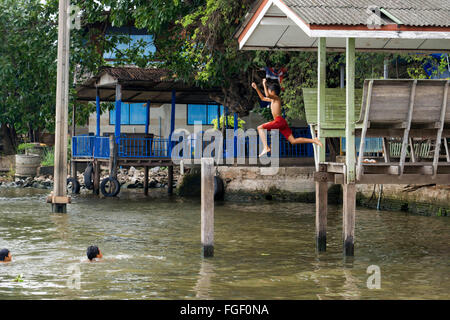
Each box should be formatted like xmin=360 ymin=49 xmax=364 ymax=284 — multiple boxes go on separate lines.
xmin=178 ymin=166 xmax=449 ymax=216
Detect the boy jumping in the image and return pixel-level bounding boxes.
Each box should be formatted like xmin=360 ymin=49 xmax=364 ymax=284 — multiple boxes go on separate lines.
xmin=252 ymin=79 xmax=323 ymax=157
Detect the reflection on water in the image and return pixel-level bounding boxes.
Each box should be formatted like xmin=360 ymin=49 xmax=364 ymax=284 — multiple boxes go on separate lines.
xmin=0 ymin=188 xmax=449 ymax=299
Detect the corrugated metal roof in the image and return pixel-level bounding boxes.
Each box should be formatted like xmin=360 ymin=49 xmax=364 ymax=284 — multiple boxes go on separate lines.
xmin=282 ymin=0 xmax=450 ymax=26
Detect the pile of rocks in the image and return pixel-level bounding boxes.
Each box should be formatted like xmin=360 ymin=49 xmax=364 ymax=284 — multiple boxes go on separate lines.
xmin=0 ymin=175 xmax=53 ymax=189
xmin=0 ymin=166 xmax=180 ymax=191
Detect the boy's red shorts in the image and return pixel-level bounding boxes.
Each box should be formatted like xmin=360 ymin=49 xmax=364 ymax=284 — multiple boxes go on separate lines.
xmin=262 ymin=116 xmax=292 ymax=140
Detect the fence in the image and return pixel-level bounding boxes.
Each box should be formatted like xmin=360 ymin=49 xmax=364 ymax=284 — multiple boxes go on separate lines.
xmin=72 ymin=127 xmax=316 ymax=160
xmin=72 ymin=136 xmax=110 ymax=159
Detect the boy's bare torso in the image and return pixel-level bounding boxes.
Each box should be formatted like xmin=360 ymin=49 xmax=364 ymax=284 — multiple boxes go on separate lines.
xmin=269 ymin=98 xmax=282 ymax=119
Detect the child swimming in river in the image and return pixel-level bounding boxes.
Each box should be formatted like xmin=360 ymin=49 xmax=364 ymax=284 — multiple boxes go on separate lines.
xmin=86 ymin=245 xmax=103 ymax=262
xmin=251 ymin=79 xmax=323 ymax=157
xmin=0 ymin=248 xmax=12 ymax=263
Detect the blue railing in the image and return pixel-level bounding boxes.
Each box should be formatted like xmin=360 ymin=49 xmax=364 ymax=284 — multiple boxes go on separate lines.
xmin=73 ymin=127 xmax=316 ymax=160
xmin=72 ymin=136 xmax=110 ymax=159
xmin=118 ymin=138 xmax=170 ymax=158
xmin=72 ymin=136 xmax=95 ymax=158
xmin=94 ymin=137 xmax=110 ymax=159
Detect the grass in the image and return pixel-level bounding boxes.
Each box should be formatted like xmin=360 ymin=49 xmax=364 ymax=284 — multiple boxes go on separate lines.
xmin=41 ymin=147 xmax=54 ymax=167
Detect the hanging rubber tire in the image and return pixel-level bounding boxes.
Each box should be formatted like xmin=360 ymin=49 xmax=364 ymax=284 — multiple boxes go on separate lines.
xmin=84 ymin=163 xmax=94 ymax=190
xmin=67 ymin=177 xmax=81 ymax=194
xmin=214 ymin=176 xmax=224 ymax=200
xmin=100 ymin=177 xmax=121 ymax=197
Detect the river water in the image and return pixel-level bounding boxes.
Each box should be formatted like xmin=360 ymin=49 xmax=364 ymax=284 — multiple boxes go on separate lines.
xmin=0 ymin=188 xmax=448 ymax=300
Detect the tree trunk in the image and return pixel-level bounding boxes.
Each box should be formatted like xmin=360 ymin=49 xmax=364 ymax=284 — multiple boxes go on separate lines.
xmin=0 ymin=124 xmax=17 ymax=155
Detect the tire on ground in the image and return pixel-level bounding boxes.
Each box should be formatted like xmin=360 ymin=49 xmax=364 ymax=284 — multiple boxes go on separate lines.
xmin=84 ymin=163 xmax=94 ymax=190
xmin=214 ymin=176 xmax=224 ymax=200
xmin=100 ymin=176 xmax=121 ymax=197
xmin=67 ymin=177 xmax=81 ymax=194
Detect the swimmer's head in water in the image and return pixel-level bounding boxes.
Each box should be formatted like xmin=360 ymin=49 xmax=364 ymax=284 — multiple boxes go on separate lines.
xmin=0 ymin=249 xmax=11 ymax=262
xmin=86 ymin=246 xmax=102 ymax=261
xmin=267 ymin=82 xmax=281 ymax=97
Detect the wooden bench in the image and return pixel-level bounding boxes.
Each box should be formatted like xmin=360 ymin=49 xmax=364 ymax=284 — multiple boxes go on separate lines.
xmin=356 ymin=79 xmax=450 ymax=179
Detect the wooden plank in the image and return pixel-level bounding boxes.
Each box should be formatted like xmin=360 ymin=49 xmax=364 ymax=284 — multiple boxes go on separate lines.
xmin=357 ymin=80 xmax=374 ymax=180
xmin=343 ymin=183 xmax=356 ymax=256
xmin=346 ymin=38 xmax=356 ymax=183
xmin=315 ymin=181 xmax=327 ymax=252
xmin=433 ymin=80 xmax=449 ymax=177
xmin=201 ymin=158 xmax=215 ymax=257
xmin=399 ymin=80 xmax=417 ymax=176
xmin=318 ymin=38 xmax=327 ymax=163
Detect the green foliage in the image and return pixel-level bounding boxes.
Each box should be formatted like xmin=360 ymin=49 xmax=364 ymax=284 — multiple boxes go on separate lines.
xmin=13 ymin=274 xmax=24 ymax=282
xmin=210 ymin=115 xmax=245 ymax=129
xmin=41 ymin=147 xmax=54 ymax=167
xmin=17 ymin=143 xmax=35 ymax=154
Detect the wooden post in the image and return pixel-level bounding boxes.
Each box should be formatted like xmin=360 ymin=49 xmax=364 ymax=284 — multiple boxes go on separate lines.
xmin=346 ymin=37 xmax=356 ymax=184
xmin=399 ymin=80 xmax=417 ymax=176
xmin=315 ymin=180 xmax=327 ymax=252
xmin=144 ymin=166 xmax=149 ymax=195
xmin=234 ymin=113 xmax=238 ymax=158
xmin=344 ymin=38 xmax=356 ymax=257
xmin=343 ymin=183 xmax=356 ymax=256
xmin=433 ymin=80 xmax=449 ymax=177
xmin=93 ymin=160 xmax=100 ymax=195
xmin=317 ymin=37 xmax=326 ymax=163
xmin=168 ymin=165 xmax=174 ymax=195
xmin=70 ymin=102 xmax=77 ymax=178
xmin=52 ymin=0 xmax=71 ymax=213
xmin=109 ymin=135 xmax=117 ymax=178
xmin=201 ymin=158 xmax=214 ymax=257
xmin=356 ymin=80 xmax=374 ymax=180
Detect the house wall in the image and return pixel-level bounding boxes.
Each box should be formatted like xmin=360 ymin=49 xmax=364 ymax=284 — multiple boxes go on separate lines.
xmin=86 ymin=103 xmax=308 ymax=138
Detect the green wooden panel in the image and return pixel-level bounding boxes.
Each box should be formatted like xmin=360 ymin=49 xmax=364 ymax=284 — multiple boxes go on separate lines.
xmin=303 ymin=88 xmax=363 ymax=128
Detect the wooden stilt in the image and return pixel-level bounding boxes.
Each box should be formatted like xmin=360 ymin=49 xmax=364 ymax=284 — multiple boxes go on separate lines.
xmin=343 ymin=183 xmax=356 ymax=256
xmin=144 ymin=166 xmax=149 ymax=195
xmin=315 ymin=181 xmax=327 ymax=252
xmin=399 ymin=80 xmax=417 ymax=176
xmin=51 ymin=0 xmax=70 ymax=212
xmin=168 ymin=165 xmax=174 ymax=195
xmin=93 ymin=160 xmax=100 ymax=195
xmin=109 ymin=135 xmax=116 ymax=177
xmin=433 ymin=80 xmax=449 ymax=177
xmin=201 ymin=158 xmax=214 ymax=257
